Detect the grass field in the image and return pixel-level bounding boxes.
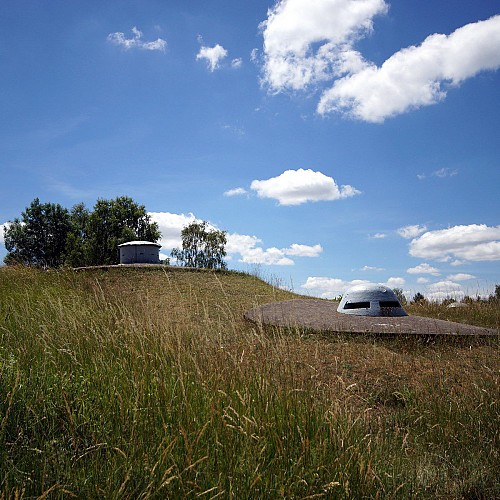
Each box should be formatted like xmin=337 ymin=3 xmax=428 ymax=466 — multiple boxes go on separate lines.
xmin=0 ymin=266 xmax=498 ymax=498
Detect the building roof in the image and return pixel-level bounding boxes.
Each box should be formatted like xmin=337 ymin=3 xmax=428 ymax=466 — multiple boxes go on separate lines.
xmin=118 ymin=241 xmax=162 ymax=247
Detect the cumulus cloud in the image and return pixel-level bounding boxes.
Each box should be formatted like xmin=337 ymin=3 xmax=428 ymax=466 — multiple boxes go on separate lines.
xmin=409 ymin=224 xmax=500 ymax=262
xmin=149 ymin=212 xmax=198 ymax=249
xmin=397 ymin=224 xmax=427 ymax=239
xmin=107 ymin=26 xmax=167 ymax=52
xmin=406 ymin=263 xmax=440 ymax=276
xmin=417 ymin=277 xmax=430 ymax=284
xmin=301 ymin=277 xmax=372 ymax=299
xmin=261 ymin=0 xmax=388 ymax=91
xmin=196 ymin=44 xmax=228 ymax=71
xmin=242 ymin=247 xmax=295 ymax=266
xmin=285 ymin=243 xmax=323 ymax=257
xmin=426 ymin=290 xmax=465 ymax=302
xmin=302 ymin=275 xmax=405 ymax=298
xmin=224 ymin=187 xmax=247 ymax=197
xmin=250 ymin=168 xmax=360 ymax=205
xmin=446 ymin=273 xmax=476 ymax=281
xmin=227 ymin=234 xmax=323 ymax=265
xmin=426 ymin=280 xmax=465 ymax=302
xmin=149 ymin=212 xmax=322 ymax=266
xmin=386 ymin=277 xmax=405 ymax=287
xmin=318 ymin=15 xmax=500 ymax=122
xmin=428 ymin=280 xmax=464 ymax=292
xmin=370 ymin=233 xmax=386 ymax=239
xmin=260 ymin=1 xmax=500 ymax=122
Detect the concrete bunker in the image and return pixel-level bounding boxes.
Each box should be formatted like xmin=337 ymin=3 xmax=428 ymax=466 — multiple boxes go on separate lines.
xmin=118 ymin=241 xmax=161 ymax=265
xmin=337 ymin=284 xmax=407 ymax=317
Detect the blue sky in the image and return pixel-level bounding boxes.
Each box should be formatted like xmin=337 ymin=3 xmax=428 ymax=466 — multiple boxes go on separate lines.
xmin=1 ymin=0 xmax=499 ymax=301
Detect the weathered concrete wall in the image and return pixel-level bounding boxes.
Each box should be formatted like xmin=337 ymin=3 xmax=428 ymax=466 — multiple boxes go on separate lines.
xmin=119 ymin=243 xmax=160 ymax=264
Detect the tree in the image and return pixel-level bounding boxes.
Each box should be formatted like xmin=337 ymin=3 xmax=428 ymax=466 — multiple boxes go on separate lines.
xmin=4 ymin=198 xmax=71 ymax=268
xmin=171 ymin=221 xmax=227 ymax=270
xmin=412 ymin=292 xmax=426 ymax=304
xmin=64 ymin=203 xmax=90 ymax=267
xmin=3 ymin=196 xmax=161 ymax=268
xmin=80 ymin=196 xmax=161 ymax=266
xmin=392 ymin=288 xmax=407 ymax=306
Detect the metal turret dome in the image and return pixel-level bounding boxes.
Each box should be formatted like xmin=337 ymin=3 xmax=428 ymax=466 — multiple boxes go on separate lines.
xmin=337 ymin=283 xmax=407 ymax=317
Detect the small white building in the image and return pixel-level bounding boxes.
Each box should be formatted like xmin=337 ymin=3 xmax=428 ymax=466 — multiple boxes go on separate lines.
xmin=118 ymin=241 xmax=161 ymax=264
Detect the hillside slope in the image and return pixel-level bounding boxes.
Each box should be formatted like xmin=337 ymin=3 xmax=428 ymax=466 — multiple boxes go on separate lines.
xmin=0 ymin=266 xmax=498 ymax=498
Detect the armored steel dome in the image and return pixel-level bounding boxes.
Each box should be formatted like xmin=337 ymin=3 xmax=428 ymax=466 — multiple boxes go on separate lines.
xmin=337 ymin=283 xmax=407 ymax=317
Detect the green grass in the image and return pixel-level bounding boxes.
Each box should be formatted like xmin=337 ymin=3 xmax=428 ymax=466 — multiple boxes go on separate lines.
xmin=0 ymin=266 xmax=498 ymax=498
xmin=406 ymin=299 xmax=499 ymax=330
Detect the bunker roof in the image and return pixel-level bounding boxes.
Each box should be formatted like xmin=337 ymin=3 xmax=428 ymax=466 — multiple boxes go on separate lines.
xmin=118 ymin=241 xmax=162 ymax=247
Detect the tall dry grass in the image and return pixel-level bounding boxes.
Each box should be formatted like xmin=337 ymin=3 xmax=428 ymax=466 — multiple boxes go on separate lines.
xmin=0 ymin=266 xmax=498 ymax=498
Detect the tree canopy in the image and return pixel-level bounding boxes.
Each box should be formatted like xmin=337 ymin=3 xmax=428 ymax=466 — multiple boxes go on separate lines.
xmin=4 ymin=198 xmax=71 ymax=268
xmin=171 ymin=221 xmax=227 ymax=270
xmin=79 ymin=197 xmax=160 ymax=266
xmin=3 ymin=196 xmax=160 ymax=268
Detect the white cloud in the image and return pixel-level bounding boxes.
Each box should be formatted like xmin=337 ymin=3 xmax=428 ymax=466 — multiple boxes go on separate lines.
xmin=0 ymin=223 xmax=8 ymax=245
xmin=397 ymin=224 xmax=427 ymax=239
xmin=432 ymin=167 xmax=458 ymax=178
xmin=250 ymin=168 xmax=360 ymax=205
xmin=409 ymin=224 xmax=500 ymax=262
xmin=301 ymin=277 xmax=372 ymax=299
xmin=428 ymin=280 xmax=463 ymax=292
xmin=107 ymin=26 xmax=167 ymax=52
xmin=250 ymin=48 xmax=259 ymax=62
xmin=224 ymin=187 xmax=247 ymax=197
xmin=149 ymin=212 xmax=321 ymax=266
xmin=406 ymin=262 xmax=440 ymax=276
xmin=370 ymin=233 xmax=386 ymax=239
xmin=261 ymin=2 xmax=500 ymax=122
xmin=284 ymin=243 xmax=323 ymax=257
xmin=418 ymin=168 xmax=458 ymax=180
xmin=426 ymin=280 xmax=465 ymax=302
xmin=426 ymin=290 xmax=465 ymax=302
xmin=231 ymin=58 xmax=243 ymax=69
xmin=303 ymin=276 xmax=409 ymax=299
xmin=446 ymin=273 xmax=476 ymax=281
xmin=261 ymin=0 xmax=388 ymax=91
xmin=225 ymin=233 xmax=261 ymax=255
xmin=417 ymin=277 xmax=429 ymax=284
xmin=386 ymin=277 xmax=405 ymax=287
xmin=360 ymin=265 xmax=385 ymax=272
xmin=318 ymin=15 xmax=500 ymax=122
xmin=149 ymin=212 xmax=198 ymax=249
xmin=227 ymin=234 xmax=322 ymax=266
xmin=238 ymin=245 xmax=295 ymax=266
xmin=196 ymin=44 xmax=228 ymax=71
xmin=159 ymin=252 xmax=170 ymax=262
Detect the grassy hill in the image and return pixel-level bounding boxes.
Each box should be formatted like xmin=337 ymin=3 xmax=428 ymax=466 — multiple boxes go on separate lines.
xmin=0 ymin=266 xmax=498 ymax=498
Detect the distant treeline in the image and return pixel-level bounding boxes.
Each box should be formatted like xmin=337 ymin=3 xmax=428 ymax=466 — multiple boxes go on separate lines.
xmin=3 ymin=197 xmax=160 ymax=268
